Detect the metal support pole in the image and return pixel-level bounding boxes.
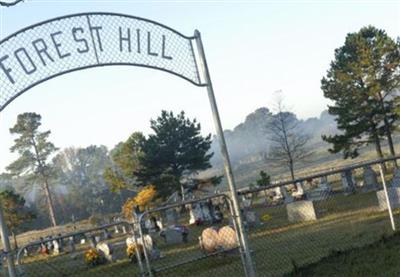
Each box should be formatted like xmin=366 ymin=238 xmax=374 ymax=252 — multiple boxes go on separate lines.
xmin=379 ymin=164 xmax=396 ymax=231
xmin=194 ymin=30 xmax=256 ymax=277
xmin=0 ymin=203 xmax=17 ymax=277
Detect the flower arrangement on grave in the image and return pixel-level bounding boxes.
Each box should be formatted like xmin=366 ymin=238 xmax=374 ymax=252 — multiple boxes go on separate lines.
xmin=122 ymin=185 xmax=157 ymax=219
xmin=261 ymin=213 xmax=272 ymax=222
xmin=84 ymin=248 xmax=105 ymax=266
xmin=126 ymin=243 xmax=144 ymax=262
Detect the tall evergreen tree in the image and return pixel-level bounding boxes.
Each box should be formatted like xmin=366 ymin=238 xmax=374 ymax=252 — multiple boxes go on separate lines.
xmin=137 ymin=111 xmax=214 ymax=198
xmin=7 ymin=113 xmax=59 ymax=226
xmin=322 ymin=26 xmax=400 ymax=160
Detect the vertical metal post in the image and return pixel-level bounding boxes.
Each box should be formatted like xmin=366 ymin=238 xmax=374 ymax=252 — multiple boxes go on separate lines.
xmin=194 ymin=30 xmax=256 ymax=277
xmin=0 ymin=203 xmax=17 ymax=277
xmin=379 ymin=164 xmax=396 ymax=231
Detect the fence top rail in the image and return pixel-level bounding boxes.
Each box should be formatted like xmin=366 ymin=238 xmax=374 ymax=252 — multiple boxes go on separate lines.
xmin=238 ymin=155 xmax=400 ymax=195
xmin=138 ymin=193 xmax=229 ymax=222
xmin=16 ymin=221 xmax=131 ymax=264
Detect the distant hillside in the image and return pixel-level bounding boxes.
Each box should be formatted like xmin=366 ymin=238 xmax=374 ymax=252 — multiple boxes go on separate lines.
xmin=210 ymin=107 xmax=338 ymax=167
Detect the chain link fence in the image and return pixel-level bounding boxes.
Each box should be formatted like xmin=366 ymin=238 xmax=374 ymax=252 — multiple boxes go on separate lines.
xmin=136 ymin=194 xmax=245 ymax=277
xmin=240 ymin=159 xmax=399 ymax=276
xmin=3 ymin=158 xmax=400 ymax=276
xmin=15 ymin=222 xmax=139 ymax=276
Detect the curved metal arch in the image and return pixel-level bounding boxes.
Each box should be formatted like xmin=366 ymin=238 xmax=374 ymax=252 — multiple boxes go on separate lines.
xmin=0 ymin=12 xmax=196 ymax=43
xmin=0 ymin=12 xmax=205 ymax=112
xmin=0 ymin=63 xmax=207 ymax=112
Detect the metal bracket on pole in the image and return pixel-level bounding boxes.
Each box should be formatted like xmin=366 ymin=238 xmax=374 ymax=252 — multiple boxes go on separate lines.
xmin=0 ymin=202 xmax=17 ymax=277
xmin=379 ymin=164 xmax=396 ymax=231
xmin=193 ymin=30 xmax=256 ymax=277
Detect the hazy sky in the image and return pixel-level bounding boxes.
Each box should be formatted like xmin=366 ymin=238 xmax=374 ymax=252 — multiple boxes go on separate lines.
xmin=0 ymin=0 xmax=399 ymax=171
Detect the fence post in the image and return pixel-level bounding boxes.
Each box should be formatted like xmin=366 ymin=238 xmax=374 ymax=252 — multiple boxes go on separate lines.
xmin=0 ymin=203 xmax=17 ymax=277
xmin=378 ymin=164 xmax=396 ymax=231
xmin=194 ymin=30 xmax=256 ymax=277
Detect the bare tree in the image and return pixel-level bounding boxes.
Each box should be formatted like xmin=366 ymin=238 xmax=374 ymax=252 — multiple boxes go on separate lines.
xmin=265 ymin=94 xmax=312 ymax=181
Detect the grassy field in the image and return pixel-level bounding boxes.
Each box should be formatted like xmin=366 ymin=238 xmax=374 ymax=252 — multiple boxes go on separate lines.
xmin=291 ymin=232 xmax=400 ymax=276
xmin=14 ymin=190 xmax=400 ymax=277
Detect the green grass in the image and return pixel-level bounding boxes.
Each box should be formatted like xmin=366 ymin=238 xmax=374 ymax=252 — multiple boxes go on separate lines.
xmin=16 ymin=191 xmax=400 ymax=276
xmin=290 ymin=232 xmax=400 ymax=277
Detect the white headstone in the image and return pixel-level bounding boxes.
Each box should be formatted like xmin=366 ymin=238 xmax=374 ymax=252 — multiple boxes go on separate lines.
xmin=52 ymin=240 xmax=60 ymax=255
xmin=121 ymin=225 xmax=127 ymax=234
xmin=281 ymin=186 xmax=294 ymax=204
xmin=96 ymin=242 xmax=113 ymax=262
xmin=292 ymin=182 xmax=305 ymax=198
xmin=376 ymin=187 xmax=400 ymax=211
xmin=286 ymin=200 xmax=317 ymax=223
xmin=189 ymin=204 xmax=203 ymax=224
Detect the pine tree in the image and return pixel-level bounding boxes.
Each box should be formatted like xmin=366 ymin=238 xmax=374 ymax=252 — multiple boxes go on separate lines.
xmin=7 ymin=113 xmax=58 ymax=226
xmin=137 ymin=111 xmax=214 ymax=198
xmin=321 ymin=26 xmax=400 ymax=161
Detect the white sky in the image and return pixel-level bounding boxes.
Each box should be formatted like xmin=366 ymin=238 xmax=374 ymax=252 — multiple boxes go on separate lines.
xmin=0 ymin=0 xmax=399 ymax=172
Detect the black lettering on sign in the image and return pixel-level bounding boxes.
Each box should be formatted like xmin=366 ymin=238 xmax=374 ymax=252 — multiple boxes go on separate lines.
xmin=162 ymin=35 xmax=172 ymax=60
xmin=32 ymin=38 xmax=54 ymax=66
xmin=90 ymin=26 xmax=103 ymax=52
xmin=50 ymin=31 xmax=71 ymax=59
xmin=136 ymin=29 xmax=141 ymax=54
xmin=119 ymin=27 xmax=131 ymax=52
xmin=147 ymin=31 xmax=158 ymax=57
xmin=0 ymin=55 xmax=15 ymax=84
xmin=14 ymin=48 xmax=37 ymax=75
xmin=72 ymin=27 xmax=89 ymax=54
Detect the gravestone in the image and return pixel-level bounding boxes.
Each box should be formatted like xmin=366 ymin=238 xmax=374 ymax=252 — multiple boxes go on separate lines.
xmin=163 ymin=228 xmax=183 ymax=244
xmin=376 ymin=187 xmax=400 ymax=211
xmin=272 ymin=187 xmax=283 ymax=202
xmin=121 ymin=225 xmax=127 ymax=234
xmin=341 ymin=170 xmax=356 ymax=195
xmin=189 ymin=203 xmax=203 ymax=224
xmin=52 ymin=240 xmax=60 ymax=255
xmin=292 ymin=182 xmax=305 ymax=198
xmin=165 ymin=209 xmax=179 ymax=226
xmin=103 ymin=229 xmax=112 ymax=240
xmin=96 ymin=242 xmax=113 ymax=262
xmin=286 ymin=200 xmax=317 ymax=223
xmin=145 ymin=217 xmax=160 ymax=233
xmin=320 ymin=176 xmax=332 ymax=191
xmin=307 ymin=176 xmax=332 ymax=201
xmin=95 ymin=236 xmax=101 ymax=243
xmin=244 ymin=210 xmax=260 ymax=227
xmin=156 ymin=219 xmax=164 ymax=230
xmin=89 ymin=235 xmax=97 ymax=248
xmin=281 ymin=186 xmax=294 ymax=204
xmin=362 ymin=166 xmax=379 ymax=192
xmin=67 ymin=237 xmax=76 ymax=253
xmin=391 ymin=168 xmax=400 ymax=187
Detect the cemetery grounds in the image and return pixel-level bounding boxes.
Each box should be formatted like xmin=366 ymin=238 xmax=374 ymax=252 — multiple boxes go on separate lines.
xmin=12 ymin=179 xmax=400 ymax=277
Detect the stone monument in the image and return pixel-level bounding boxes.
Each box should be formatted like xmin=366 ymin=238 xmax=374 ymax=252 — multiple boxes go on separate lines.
xmin=286 ymin=200 xmax=317 ymax=223
xmin=362 ymin=166 xmax=379 ymax=192
xmin=341 ymin=170 xmax=356 ymax=195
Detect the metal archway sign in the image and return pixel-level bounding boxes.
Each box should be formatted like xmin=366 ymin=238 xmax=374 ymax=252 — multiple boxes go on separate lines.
xmin=0 ymin=12 xmax=255 ymax=277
